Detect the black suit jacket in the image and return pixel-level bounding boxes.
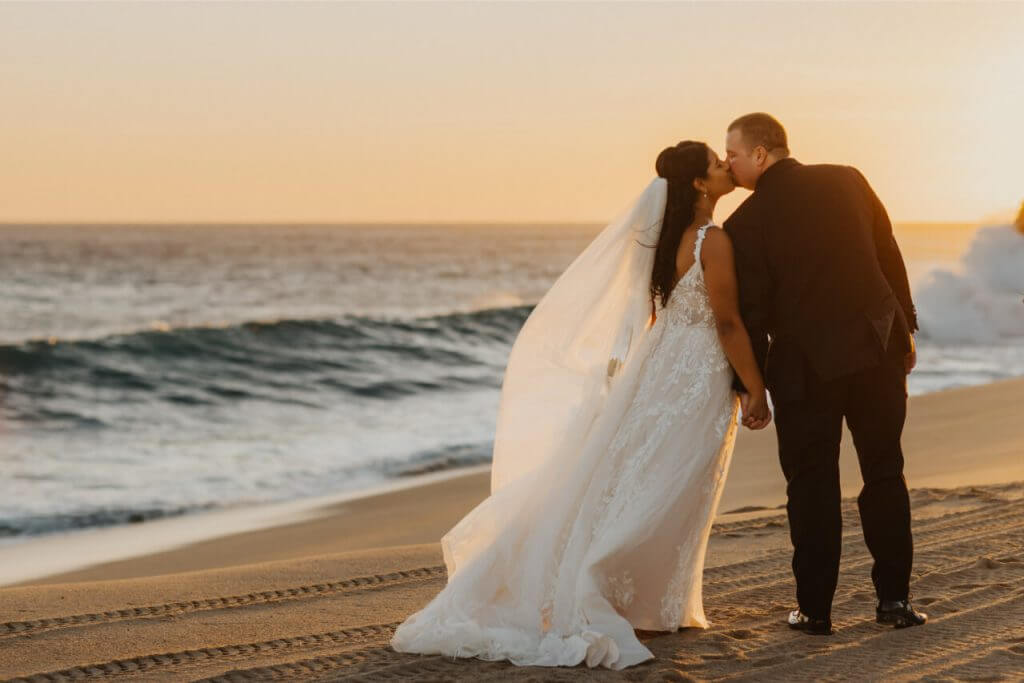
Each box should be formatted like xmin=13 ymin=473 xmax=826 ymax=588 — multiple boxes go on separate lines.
xmin=723 ymin=158 xmax=918 ymax=400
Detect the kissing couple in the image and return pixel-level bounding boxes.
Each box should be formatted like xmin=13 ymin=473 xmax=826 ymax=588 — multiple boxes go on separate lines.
xmin=391 ymin=112 xmax=926 ymax=669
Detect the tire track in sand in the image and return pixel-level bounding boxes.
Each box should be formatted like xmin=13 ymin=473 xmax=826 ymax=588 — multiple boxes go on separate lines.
xmin=0 ymin=567 xmax=444 ymax=641
xmin=4 ymin=623 xmax=401 ymax=683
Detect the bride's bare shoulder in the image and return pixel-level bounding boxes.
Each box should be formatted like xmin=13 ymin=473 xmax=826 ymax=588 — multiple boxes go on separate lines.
xmin=700 ymin=226 xmax=734 ymax=263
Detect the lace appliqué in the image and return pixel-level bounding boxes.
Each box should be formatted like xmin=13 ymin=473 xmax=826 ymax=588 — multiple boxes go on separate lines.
xmin=659 ymin=543 xmax=688 ymax=627
xmin=604 ymin=570 xmax=636 ymax=610
xmin=591 ymin=224 xmax=730 ymax=525
xmin=594 ymin=224 xmax=737 ymax=629
xmin=663 ymin=223 xmax=717 ymax=328
xmin=662 ymin=397 xmax=740 ymax=628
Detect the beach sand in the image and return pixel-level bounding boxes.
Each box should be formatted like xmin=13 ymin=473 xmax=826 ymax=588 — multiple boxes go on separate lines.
xmin=1 ymin=378 xmax=1022 ymax=681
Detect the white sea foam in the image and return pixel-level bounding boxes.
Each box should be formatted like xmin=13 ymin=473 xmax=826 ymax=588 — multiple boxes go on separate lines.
xmin=915 ymin=224 xmax=1024 ymax=344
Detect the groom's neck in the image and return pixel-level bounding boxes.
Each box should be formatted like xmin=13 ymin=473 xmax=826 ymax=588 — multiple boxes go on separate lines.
xmin=753 ymin=154 xmax=787 ymax=190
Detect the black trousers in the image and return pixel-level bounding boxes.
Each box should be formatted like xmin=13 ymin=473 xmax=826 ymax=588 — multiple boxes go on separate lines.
xmin=772 ymin=352 xmax=914 ymax=620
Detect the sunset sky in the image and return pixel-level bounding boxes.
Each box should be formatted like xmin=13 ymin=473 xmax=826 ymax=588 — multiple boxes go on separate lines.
xmin=1 ymin=2 xmax=1022 ymax=225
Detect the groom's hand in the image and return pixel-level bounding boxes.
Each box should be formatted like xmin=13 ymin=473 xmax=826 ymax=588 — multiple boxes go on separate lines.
xmin=904 ymin=333 xmax=917 ymax=375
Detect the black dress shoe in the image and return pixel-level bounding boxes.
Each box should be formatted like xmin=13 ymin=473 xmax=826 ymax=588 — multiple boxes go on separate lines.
xmin=876 ymin=599 xmax=927 ymax=628
xmin=787 ymin=609 xmax=834 ymax=635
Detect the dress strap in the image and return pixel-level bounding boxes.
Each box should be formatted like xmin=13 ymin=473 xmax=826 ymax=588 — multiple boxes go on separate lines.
xmin=692 ymin=220 xmax=715 ymax=264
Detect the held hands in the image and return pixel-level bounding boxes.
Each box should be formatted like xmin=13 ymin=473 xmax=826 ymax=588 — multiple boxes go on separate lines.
xmin=739 ymin=389 xmax=772 ymax=430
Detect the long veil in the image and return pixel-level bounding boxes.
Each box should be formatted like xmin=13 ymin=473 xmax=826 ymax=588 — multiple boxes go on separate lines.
xmin=490 ymin=178 xmax=667 ymax=492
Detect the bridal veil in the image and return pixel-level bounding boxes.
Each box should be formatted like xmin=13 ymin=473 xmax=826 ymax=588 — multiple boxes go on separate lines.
xmin=490 ymin=177 xmax=667 ymax=492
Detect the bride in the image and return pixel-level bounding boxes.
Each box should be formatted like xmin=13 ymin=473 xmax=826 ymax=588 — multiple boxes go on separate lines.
xmin=390 ymin=141 xmax=771 ymax=669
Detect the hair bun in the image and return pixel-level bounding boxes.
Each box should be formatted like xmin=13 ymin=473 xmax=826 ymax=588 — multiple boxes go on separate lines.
xmin=655 ymin=146 xmax=678 ymax=180
xmin=656 ymin=140 xmax=705 ymax=182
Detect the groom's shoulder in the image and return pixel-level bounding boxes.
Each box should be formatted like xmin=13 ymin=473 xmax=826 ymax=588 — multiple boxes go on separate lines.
xmin=804 ymin=163 xmax=876 ymax=199
xmin=801 ymin=162 xmax=864 ymax=183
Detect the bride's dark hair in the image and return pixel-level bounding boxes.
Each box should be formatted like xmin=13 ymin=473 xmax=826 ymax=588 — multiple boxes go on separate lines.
xmin=651 ymin=141 xmax=711 ymax=307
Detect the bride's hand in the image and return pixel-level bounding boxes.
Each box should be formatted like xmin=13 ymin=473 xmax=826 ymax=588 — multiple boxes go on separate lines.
xmin=740 ymin=389 xmax=772 ymax=430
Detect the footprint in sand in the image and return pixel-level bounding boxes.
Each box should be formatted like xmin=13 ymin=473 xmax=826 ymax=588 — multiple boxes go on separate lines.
xmin=973 ymin=556 xmax=1002 ymax=569
xmin=723 ymin=628 xmax=756 ymax=640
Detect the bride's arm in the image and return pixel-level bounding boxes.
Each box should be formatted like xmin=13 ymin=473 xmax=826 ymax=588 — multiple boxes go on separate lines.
xmin=701 ymin=229 xmax=771 ymax=428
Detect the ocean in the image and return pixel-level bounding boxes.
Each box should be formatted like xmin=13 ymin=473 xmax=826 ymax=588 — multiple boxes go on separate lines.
xmin=2 ymin=221 xmax=1022 ymax=543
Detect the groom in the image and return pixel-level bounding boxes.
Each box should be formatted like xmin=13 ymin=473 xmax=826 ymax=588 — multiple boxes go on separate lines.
xmin=722 ymin=113 xmax=927 ymax=635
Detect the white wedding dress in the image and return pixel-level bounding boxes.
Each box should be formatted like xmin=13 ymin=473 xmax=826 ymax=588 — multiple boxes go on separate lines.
xmin=391 ymin=219 xmax=740 ymax=670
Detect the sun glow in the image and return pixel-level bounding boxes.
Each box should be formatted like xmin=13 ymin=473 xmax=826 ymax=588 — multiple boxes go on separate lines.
xmin=0 ymin=2 xmax=1021 ymax=224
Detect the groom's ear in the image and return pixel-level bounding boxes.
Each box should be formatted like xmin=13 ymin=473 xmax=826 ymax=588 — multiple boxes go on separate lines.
xmin=753 ymin=145 xmax=768 ymax=166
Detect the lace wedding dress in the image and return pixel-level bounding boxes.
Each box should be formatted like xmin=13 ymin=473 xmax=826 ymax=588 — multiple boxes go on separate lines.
xmin=391 ymin=221 xmax=739 ymax=669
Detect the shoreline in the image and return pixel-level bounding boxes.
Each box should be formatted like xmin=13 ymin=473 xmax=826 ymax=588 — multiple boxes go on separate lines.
xmin=7 ymin=376 xmax=1023 ymax=589
xmin=0 ymin=465 xmax=491 ymax=588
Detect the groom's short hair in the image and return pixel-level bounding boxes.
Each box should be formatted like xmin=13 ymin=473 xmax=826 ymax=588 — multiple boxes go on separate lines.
xmin=728 ymin=113 xmax=790 ymax=157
